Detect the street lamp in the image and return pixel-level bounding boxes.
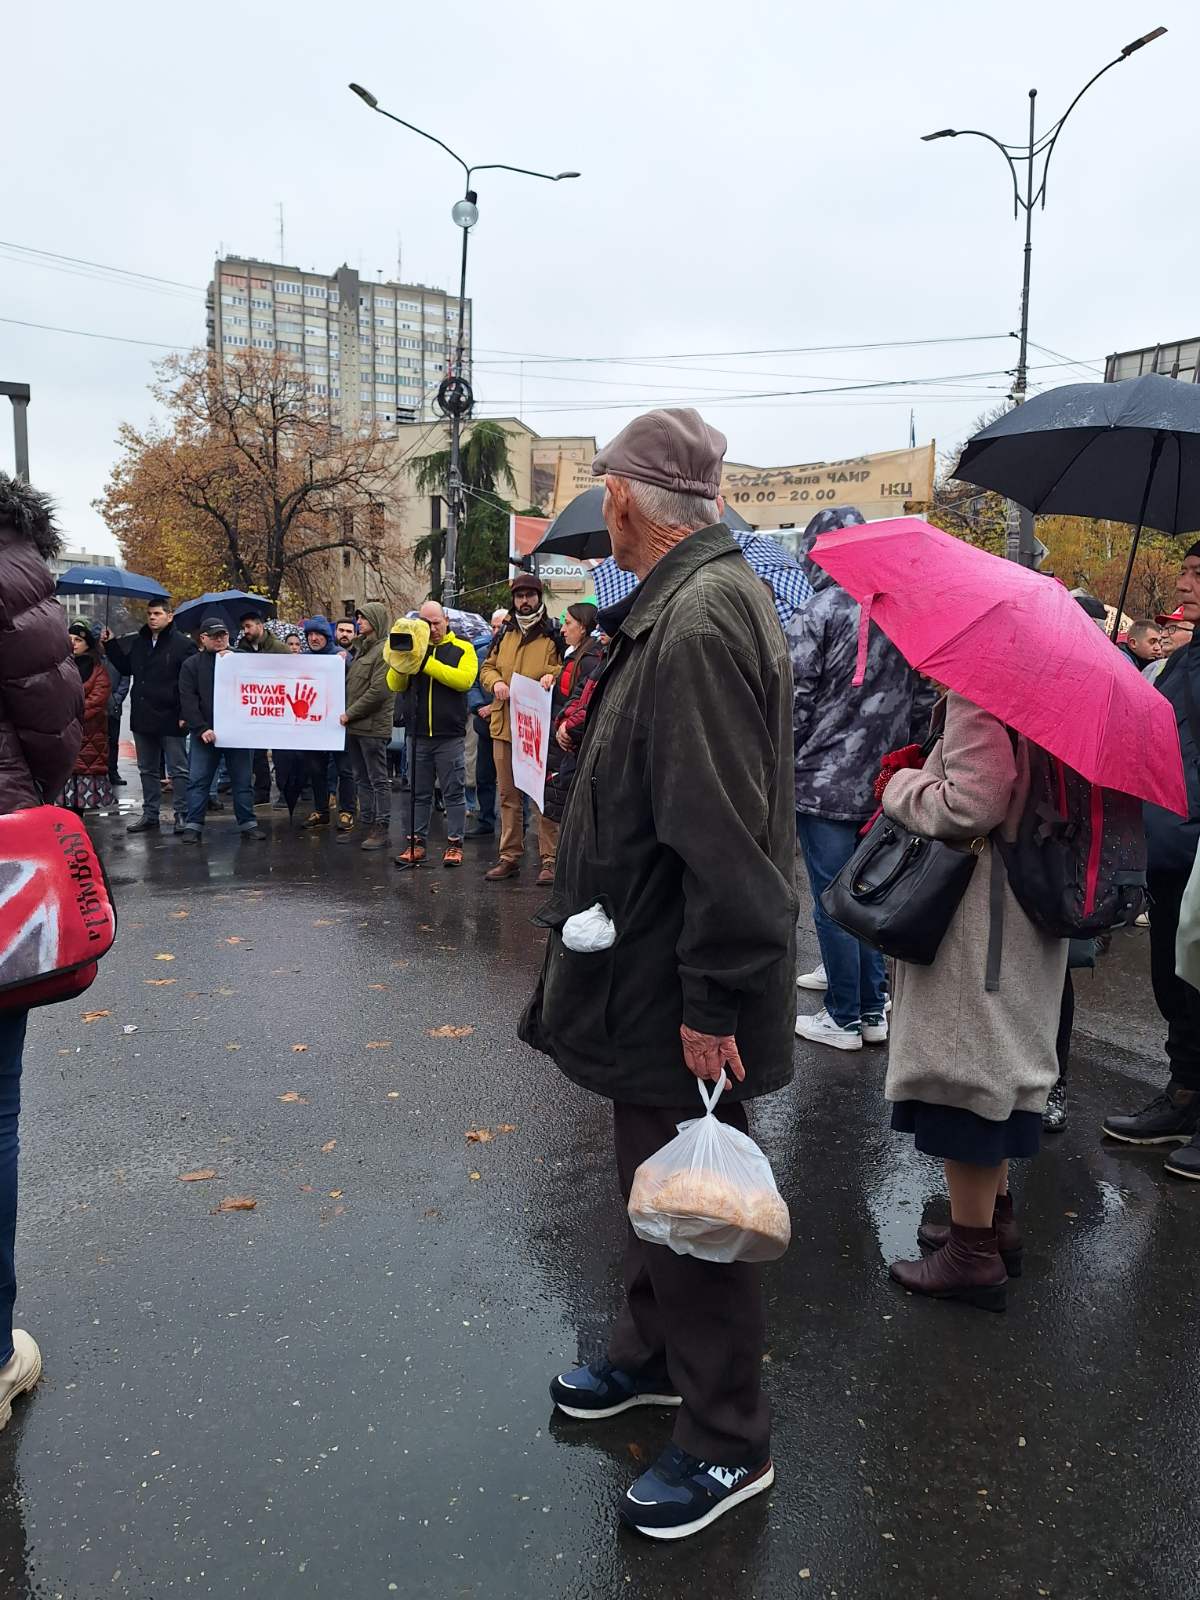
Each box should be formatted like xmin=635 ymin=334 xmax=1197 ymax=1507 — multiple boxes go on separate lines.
xmin=922 ymin=27 xmax=1166 ymax=565
xmin=349 ymin=83 xmax=580 ymax=607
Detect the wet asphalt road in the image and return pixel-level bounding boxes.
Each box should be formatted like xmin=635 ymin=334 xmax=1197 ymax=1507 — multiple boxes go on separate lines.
xmin=2 ymin=777 xmax=1197 ymax=1600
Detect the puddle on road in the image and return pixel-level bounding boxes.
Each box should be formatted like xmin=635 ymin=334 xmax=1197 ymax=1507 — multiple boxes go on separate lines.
xmin=863 ymin=1139 xmax=944 ymax=1262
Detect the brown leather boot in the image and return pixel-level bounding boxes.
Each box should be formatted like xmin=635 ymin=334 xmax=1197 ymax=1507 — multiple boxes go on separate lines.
xmin=917 ymin=1193 xmax=1023 ymax=1278
xmin=890 ymin=1222 xmax=1007 ymax=1312
xmin=485 ymin=859 xmax=521 ymax=881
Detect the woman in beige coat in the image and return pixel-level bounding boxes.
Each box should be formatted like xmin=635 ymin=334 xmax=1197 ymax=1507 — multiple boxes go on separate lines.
xmin=882 ymin=693 xmax=1068 ymax=1312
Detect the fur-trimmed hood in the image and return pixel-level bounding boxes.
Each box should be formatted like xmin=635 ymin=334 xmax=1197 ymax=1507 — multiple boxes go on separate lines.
xmin=0 ymin=473 xmax=62 ymax=560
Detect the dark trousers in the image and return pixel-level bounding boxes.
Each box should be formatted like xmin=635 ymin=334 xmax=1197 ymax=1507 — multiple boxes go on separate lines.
xmin=797 ymin=812 xmax=888 ymax=1027
xmin=106 ymin=714 xmax=122 ymax=782
xmin=347 ymin=735 xmax=390 ymax=828
xmin=474 ymin=718 xmax=497 ymax=830
xmin=1055 ymin=969 xmax=1075 ymax=1079
xmin=133 ymin=731 xmax=188 ymax=821
xmin=607 ymin=1099 xmax=769 ymax=1466
xmin=0 ymin=1013 xmax=24 ymax=1367
xmin=252 ymin=749 xmax=271 ymax=801
xmin=413 ymin=735 xmax=466 ymax=841
xmin=1149 ymin=868 xmax=1200 ymax=1089
xmin=307 ymin=750 xmax=355 ymax=816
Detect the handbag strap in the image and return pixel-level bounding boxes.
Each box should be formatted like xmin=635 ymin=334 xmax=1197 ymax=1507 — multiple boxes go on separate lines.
xmin=1182 ymin=659 xmax=1200 ymax=773
xmin=985 ymin=845 xmax=1005 ymax=993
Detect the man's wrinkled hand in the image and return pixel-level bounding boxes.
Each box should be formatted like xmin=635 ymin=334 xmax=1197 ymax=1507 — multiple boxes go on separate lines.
xmin=680 ymin=1025 xmax=745 ymax=1083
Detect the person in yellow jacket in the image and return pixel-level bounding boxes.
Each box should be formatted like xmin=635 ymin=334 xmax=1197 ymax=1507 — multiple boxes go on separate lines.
xmin=479 ymin=573 xmax=563 ymax=884
xmin=385 ymin=601 xmax=478 ymax=868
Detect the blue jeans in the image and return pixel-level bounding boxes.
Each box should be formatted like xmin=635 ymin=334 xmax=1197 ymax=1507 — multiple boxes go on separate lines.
xmin=0 ymin=1014 xmax=25 ymax=1367
xmin=797 ymin=812 xmax=888 ymax=1028
xmin=185 ymin=741 xmax=256 ymax=831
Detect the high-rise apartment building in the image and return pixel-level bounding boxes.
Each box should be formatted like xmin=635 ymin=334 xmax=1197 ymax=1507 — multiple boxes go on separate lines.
xmin=206 ymin=256 xmax=471 ymax=432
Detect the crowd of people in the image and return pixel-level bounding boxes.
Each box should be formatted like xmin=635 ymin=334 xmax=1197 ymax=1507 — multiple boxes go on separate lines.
xmin=1 ymin=394 xmax=1199 ymax=1544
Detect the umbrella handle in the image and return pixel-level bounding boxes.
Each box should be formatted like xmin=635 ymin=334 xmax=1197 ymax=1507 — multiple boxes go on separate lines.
xmin=1111 ymin=432 xmax=1165 ymax=641
xmin=853 ymin=594 xmax=876 ymax=687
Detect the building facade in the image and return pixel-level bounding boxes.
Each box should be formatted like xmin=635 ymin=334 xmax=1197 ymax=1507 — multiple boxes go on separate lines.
xmin=1106 ymin=337 xmax=1200 ymax=383
xmin=207 ymin=256 xmax=471 ymax=432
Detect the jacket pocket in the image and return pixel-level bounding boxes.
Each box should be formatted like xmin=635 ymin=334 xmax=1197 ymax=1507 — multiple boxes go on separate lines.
xmin=540 ymin=928 xmax=616 ymax=1048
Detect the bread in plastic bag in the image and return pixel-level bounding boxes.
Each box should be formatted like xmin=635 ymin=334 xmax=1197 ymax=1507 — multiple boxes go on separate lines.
xmin=627 ymin=1076 xmax=791 ymax=1263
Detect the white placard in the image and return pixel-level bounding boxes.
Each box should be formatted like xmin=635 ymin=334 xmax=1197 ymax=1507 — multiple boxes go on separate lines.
xmin=213 ymin=653 xmax=346 ymax=751
xmin=508 ymin=672 xmax=553 ymax=812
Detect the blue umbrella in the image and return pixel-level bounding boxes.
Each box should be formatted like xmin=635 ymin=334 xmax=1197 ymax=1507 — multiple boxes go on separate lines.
xmin=173 ymin=590 xmax=277 ymax=635
xmin=56 ymin=564 xmax=168 ymax=622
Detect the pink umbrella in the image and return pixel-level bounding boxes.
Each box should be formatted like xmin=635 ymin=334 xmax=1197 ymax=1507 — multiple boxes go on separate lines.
xmin=810 ymin=516 xmax=1187 ymax=815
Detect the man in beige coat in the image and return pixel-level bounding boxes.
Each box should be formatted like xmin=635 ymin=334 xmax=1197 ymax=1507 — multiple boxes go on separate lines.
xmin=479 ymin=574 xmax=562 ymax=884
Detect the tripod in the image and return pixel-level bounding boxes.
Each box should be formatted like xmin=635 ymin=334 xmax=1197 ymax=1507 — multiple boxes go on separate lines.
xmin=394 ymin=725 xmax=422 ymax=873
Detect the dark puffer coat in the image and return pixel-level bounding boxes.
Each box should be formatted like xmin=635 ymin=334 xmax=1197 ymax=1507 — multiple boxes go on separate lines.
xmin=0 ymin=475 xmax=83 ymax=812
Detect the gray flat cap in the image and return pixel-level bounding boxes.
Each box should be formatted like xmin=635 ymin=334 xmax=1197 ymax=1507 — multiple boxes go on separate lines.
xmin=592 ymin=407 xmax=727 ymax=499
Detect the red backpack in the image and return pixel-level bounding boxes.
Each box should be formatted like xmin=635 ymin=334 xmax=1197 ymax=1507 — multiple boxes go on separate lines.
xmin=0 ymin=806 xmax=117 ymax=1013
xmin=995 ymin=744 xmax=1147 ymax=938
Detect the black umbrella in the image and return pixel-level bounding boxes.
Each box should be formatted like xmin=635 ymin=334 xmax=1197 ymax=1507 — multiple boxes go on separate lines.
xmin=534 ymin=485 xmax=752 ymax=560
xmin=954 ymin=373 xmax=1200 ymax=633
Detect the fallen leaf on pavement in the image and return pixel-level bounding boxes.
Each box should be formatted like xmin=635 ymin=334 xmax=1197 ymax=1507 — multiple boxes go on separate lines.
xmin=153 ymin=953 xmax=175 ymax=962
xmin=496 ymin=1124 xmax=517 ymax=1135
xmin=312 ymin=918 xmax=336 ymax=926
xmin=469 ymin=1172 xmax=481 ymax=1181
xmin=81 ymin=1010 xmax=110 ymax=1023
xmin=278 ymin=1091 xmax=308 ymax=1103
xmin=321 ymin=1139 xmax=336 ymax=1153
xmin=365 ymin=1040 xmax=391 ymax=1049
xmin=466 ymin=1128 xmax=494 ymax=1143
xmin=225 ymin=1043 xmax=242 ymax=1051
xmin=224 ymin=936 xmax=244 ymax=945
xmin=178 ymin=1169 xmax=217 ymax=1182
xmin=386 ymin=1091 xmax=401 ymax=1099
xmin=328 ymin=1189 xmax=343 ymax=1199
xmin=291 ymin=1043 xmax=309 ymax=1052
xmin=427 ymin=1025 xmax=474 ymax=1039
xmin=391 ymin=960 xmax=409 ymax=970
xmin=214 ymin=987 xmax=236 ymax=996
xmin=423 ymin=1208 xmax=440 ymax=1218
xmin=169 ymin=910 xmax=189 ymax=920
xmin=627 ymin=1442 xmax=645 ymax=1462
xmin=299 ymin=1184 xmax=313 ymax=1193
xmin=145 ymin=978 xmax=177 ymax=987
xmin=212 ymin=1196 xmax=256 ymax=1213
xmin=368 ymin=983 xmax=388 ymax=991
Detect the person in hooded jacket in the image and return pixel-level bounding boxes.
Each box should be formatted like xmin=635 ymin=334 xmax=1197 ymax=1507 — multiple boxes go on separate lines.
xmin=787 ymin=507 xmax=936 ymax=1053
xmin=338 ymin=602 xmax=393 ymax=850
xmin=57 ymin=621 xmax=114 ymax=812
xmin=0 ymin=471 xmax=84 ymax=1426
xmin=1103 ymin=541 xmax=1200 ymax=1177
xmin=103 ymin=601 xmax=195 ymax=834
xmin=299 ymin=615 xmax=354 ymax=829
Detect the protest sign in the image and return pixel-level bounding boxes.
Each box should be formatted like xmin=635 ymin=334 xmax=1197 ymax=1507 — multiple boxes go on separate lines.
xmin=508 ymin=673 xmax=553 ymax=812
xmin=213 ymin=653 xmax=346 ymax=751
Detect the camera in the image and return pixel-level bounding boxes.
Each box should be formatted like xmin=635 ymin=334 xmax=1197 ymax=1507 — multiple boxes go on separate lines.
xmin=390 ymin=630 xmax=414 ymax=653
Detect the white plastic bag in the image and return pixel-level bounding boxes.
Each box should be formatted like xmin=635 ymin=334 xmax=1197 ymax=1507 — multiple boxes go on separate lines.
xmin=561 ymin=903 xmax=616 ymax=953
xmin=1177 ymin=840 xmax=1200 ymax=994
xmin=627 ymin=1076 xmax=791 ymax=1264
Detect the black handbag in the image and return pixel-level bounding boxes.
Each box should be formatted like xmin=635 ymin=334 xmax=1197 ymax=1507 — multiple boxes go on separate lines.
xmin=820 ymin=812 xmax=984 ymax=966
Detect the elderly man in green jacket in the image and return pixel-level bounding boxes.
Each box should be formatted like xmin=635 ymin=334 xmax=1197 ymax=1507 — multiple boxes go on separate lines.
xmin=522 ymin=408 xmax=797 ymax=1541
xmin=337 ymin=602 xmax=394 ymax=851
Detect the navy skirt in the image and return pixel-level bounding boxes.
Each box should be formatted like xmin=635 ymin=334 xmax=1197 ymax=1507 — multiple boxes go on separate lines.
xmin=891 ymin=1100 xmax=1042 ymax=1163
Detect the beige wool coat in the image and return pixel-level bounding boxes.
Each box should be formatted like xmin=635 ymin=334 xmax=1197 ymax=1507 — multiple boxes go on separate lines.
xmin=882 ymin=693 xmax=1069 ymax=1123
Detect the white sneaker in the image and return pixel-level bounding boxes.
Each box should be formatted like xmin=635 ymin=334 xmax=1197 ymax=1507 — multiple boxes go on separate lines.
xmin=0 ymin=1331 xmax=42 ymax=1431
xmin=1135 ymin=911 xmax=1151 ymax=928
xmin=796 ymin=963 xmax=827 ymax=991
xmin=862 ymin=1011 xmax=889 ymax=1044
xmin=794 ymin=1008 xmax=862 ymax=1052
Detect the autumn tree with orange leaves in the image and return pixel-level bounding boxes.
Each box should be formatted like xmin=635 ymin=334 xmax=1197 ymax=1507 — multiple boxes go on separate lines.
xmin=98 ymin=349 xmax=401 ymax=607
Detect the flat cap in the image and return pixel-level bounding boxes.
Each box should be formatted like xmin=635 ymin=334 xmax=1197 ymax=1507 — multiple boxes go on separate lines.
xmin=592 ymin=407 xmax=727 ymax=499
xmin=199 ymin=616 xmax=229 ymax=634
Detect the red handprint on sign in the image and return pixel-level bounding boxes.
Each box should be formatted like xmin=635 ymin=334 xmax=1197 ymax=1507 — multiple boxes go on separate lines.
xmin=285 ymin=682 xmax=319 ymax=720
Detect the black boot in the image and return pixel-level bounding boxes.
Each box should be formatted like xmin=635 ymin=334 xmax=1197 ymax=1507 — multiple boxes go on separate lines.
xmin=918 ymin=1192 xmax=1023 ymax=1278
xmin=1102 ymin=1081 xmax=1200 ymax=1145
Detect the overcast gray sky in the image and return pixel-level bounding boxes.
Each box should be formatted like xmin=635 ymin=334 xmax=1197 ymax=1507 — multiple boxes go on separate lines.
xmin=3 ymin=0 xmax=1191 ymax=555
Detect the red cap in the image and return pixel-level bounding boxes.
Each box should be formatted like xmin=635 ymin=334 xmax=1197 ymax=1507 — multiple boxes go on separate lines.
xmin=1156 ymin=607 xmax=1188 ymax=625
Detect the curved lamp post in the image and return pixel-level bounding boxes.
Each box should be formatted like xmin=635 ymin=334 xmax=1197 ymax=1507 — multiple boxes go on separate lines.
xmin=350 ymin=83 xmax=579 ymax=606
xmin=922 ymin=27 xmax=1166 ymax=564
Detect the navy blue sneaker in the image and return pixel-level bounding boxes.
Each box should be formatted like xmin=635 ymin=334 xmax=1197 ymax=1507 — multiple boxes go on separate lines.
xmin=620 ymin=1443 xmax=774 ymax=1540
xmin=549 ymin=1359 xmax=681 ymax=1420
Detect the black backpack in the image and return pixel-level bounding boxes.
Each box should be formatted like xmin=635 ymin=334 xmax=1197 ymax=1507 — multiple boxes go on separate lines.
xmin=994 ymin=743 xmax=1147 ymax=939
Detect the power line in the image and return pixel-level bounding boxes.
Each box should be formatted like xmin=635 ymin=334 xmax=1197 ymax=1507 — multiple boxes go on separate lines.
xmin=0 ymin=314 xmax=189 ymax=351
xmin=0 ymin=239 xmax=204 ymax=294
xmin=471 ymin=333 xmax=1014 ymax=369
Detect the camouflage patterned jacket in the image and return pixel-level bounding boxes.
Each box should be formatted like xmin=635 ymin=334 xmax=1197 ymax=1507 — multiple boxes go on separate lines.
xmin=787 ymin=509 xmax=933 ymax=823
